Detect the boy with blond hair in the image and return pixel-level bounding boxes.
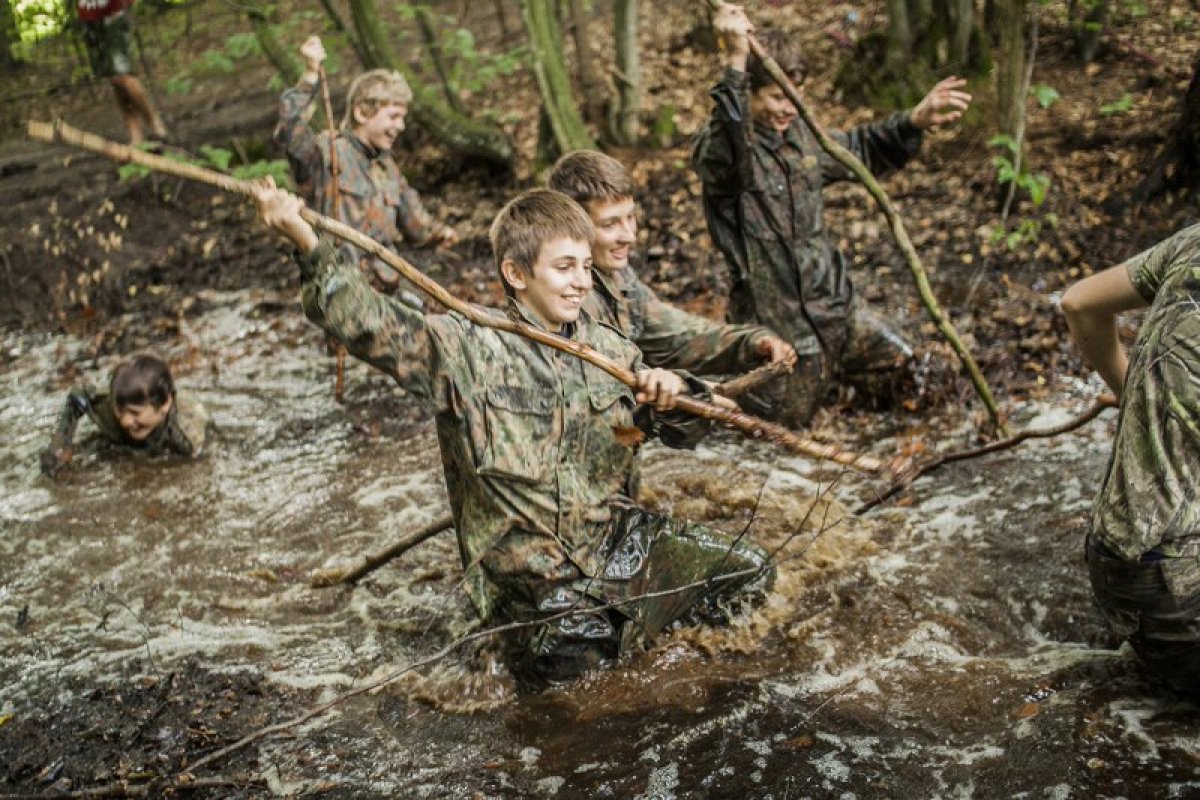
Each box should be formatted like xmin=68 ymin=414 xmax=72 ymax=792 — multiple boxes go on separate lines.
xmin=275 ymin=36 xmax=457 ymax=300
xmin=253 ymin=181 xmax=769 ymax=688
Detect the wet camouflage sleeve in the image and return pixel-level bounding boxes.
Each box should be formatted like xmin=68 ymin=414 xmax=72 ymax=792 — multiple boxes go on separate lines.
xmin=1093 ymin=224 xmax=1200 ymax=560
xmin=691 ymin=68 xmax=758 ymax=194
xmin=296 ymin=238 xmax=457 ymax=407
xmin=50 ymin=384 xmax=104 ymax=449
xmin=163 ymin=391 xmax=209 ymax=456
xmin=628 ymin=272 xmax=770 ymax=375
xmin=820 ymin=113 xmax=923 ymax=185
xmin=274 ymin=79 xmax=323 ymax=192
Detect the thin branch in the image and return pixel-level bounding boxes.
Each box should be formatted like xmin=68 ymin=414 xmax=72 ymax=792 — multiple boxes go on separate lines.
xmin=713 ymin=361 xmax=790 ymax=399
xmin=310 ymin=514 xmax=454 ymax=587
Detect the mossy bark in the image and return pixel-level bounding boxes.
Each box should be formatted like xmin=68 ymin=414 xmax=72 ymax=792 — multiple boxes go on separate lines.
xmin=347 ymin=0 xmax=515 ymax=168
xmin=612 ymin=0 xmax=640 ymax=145
xmin=521 ymin=0 xmax=594 ymax=156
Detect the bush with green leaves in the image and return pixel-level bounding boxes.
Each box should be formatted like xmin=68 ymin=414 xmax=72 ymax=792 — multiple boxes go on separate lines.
xmin=117 ymin=143 xmax=293 ymax=191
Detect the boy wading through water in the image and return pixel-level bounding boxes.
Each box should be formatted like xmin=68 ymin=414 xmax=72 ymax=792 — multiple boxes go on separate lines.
xmin=692 ymin=3 xmax=972 ymax=425
xmin=253 ymin=181 xmax=771 ymax=689
xmin=547 ymin=149 xmax=797 ymax=385
xmin=40 ymin=353 xmax=208 ymax=477
xmin=75 ymin=0 xmax=168 ymax=146
xmin=274 ymin=36 xmax=458 ymax=307
xmin=1063 ymin=226 xmax=1200 ymax=695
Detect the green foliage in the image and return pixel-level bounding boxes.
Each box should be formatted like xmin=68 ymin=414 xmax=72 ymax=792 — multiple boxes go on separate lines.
xmin=989 ymin=135 xmax=1051 ymax=208
xmin=193 ymin=49 xmax=236 ymax=75
xmin=1100 ymin=93 xmax=1134 ymax=116
xmin=1030 ymin=84 xmax=1060 ymax=109
xmin=165 ymin=74 xmax=194 ymax=96
xmin=223 ymin=31 xmax=261 ymax=61
xmin=117 ymin=144 xmax=292 ymax=191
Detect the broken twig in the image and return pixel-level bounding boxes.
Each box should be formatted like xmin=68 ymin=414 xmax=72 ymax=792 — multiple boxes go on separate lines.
xmin=714 ymin=360 xmax=790 ymax=399
xmin=310 ymin=514 xmax=454 ymax=587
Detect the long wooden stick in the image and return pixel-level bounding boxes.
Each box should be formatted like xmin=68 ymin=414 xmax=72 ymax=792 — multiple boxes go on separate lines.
xmin=714 ymin=360 xmax=790 ymax=399
xmin=28 ymin=119 xmax=891 ymax=476
xmin=310 ymin=515 xmax=453 ymax=587
xmin=316 ymin=65 xmax=349 ymax=405
xmin=704 ymin=1 xmax=1008 ymax=436
xmin=857 ymin=395 xmax=1117 ymax=513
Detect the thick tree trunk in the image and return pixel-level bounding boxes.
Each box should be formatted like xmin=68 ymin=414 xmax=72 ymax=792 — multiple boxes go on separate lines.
xmin=994 ymin=0 xmax=1029 ymax=141
xmin=1 ymin=0 xmax=22 ymax=69
xmin=521 ymin=0 xmax=594 ymax=157
xmin=348 ymin=0 xmax=515 ymax=168
xmin=566 ymin=0 xmax=609 ymax=135
xmin=246 ymin=7 xmax=302 ymax=86
xmin=612 ymin=0 xmax=640 ymax=145
xmin=1068 ymin=0 xmax=1107 ymax=62
xmin=414 ymin=4 xmax=466 ymax=114
xmin=1135 ymin=50 xmax=1200 ymax=202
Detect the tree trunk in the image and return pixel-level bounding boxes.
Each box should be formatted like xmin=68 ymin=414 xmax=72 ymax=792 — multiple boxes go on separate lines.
xmin=1068 ymin=0 xmax=1106 ymax=62
xmin=1135 ymin=50 xmax=1200 ymax=203
xmin=316 ymin=0 xmax=371 ymax=68
xmin=246 ymin=7 xmax=302 ymax=86
xmin=612 ymin=0 xmax=640 ymax=145
xmin=521 ymin=0 xmax=594 ymax=157
xmin=348 ymin=0 xmax=515 ymax=168
xmin=414 ymin=4 xmax=466 ymax=114
xmin=994 ymin=0 xmax=1028 ymax=141
xmin=566 ymin=0 xmax=609 ymax=135
xmin=1 ymin=0 xmax=22 ymax=69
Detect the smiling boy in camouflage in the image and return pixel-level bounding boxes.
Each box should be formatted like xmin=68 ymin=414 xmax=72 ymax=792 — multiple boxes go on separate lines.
xmin=253 ymin=182 xmax=770 ymax=688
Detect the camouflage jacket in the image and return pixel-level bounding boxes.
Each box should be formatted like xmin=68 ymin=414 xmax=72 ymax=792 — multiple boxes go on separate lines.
xmin=1093 ymin=224 xmax=1200 ymax=561
xmin=51 ymin=385 xmax=208 ymax=456
xmin=297 ymin=238 xmax=712 ymax=617
xmin=275 ymin=79 xmax=439 ymax=289
xmin=584 ymin=263 xmax=773 ymax=376
xmin=691 ymin=67 xmax=923 ymax=359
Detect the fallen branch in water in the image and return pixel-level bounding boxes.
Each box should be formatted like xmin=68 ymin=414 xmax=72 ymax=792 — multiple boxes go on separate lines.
xmin=310 ymin=515 xmax=454 ymax=587
xmin=26 ymin=119 xmax=893 ymax=477
xmin=3 ymin=774 xmax=264 ymax=799
xmin=702 ymin=0 xmax=1007 ymax=437
xmin=714 ymin=360 xmax=790 ymax=399
xmin=856 ymin=395 xmax=1118 ymax=513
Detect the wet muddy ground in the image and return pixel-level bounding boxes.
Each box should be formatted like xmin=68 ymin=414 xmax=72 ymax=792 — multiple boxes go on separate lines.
xmin=3 ymin=290 xmax=1198 ymax=798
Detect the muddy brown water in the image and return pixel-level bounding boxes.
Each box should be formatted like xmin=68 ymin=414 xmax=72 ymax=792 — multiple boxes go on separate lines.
xmin=2 ymin=288 xmax=1198 ymax=798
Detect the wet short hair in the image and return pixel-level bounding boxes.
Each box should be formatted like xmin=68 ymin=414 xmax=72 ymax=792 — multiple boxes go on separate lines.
xmin=547 ymin=150 xmax=634 ymax=206
xmin=110 ymin=354 xmax=174 ymax=409
xmin=343 ymin=69 xmax=413 ymax=129
xmin=489 ymin=189 xmax=595 ymax=297
xmin=746 ymin=28 xmax=806 ymax=91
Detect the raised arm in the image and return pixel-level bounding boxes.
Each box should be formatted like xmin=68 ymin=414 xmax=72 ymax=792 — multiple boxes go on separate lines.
xmin=1061 ymin=264 xmax=1150 ymax=398
xmin=40 ymin=385 xmax=96 ymax=476
xmin=691 ymin=5 xmax=757 ymax=193
xmin=273 ymin=36 xmax=326 ymax=190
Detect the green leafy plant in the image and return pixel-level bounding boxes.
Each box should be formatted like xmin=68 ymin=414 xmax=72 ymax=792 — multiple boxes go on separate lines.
xmin=989 ymin=134 xmax=1051 ymax=207
xmin=230 ymin=160 xmax=293 ymax=187
xmin=1030 ymin=84 xmax=1060 ymax=109
xmin=118 ymin=145 xmax=293 ymax=191
xmin=165 ymin=75 xmax=194 ymax=96
xmin=1100 ymin=93 xmax=1134 ymax=116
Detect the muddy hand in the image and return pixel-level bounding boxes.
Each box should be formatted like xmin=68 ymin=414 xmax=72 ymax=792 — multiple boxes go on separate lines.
xmin=911 ymin=76 xmax=972 ymax=129
xmin=39 ymin=444 xmax=71 ymax=478
xmin=635 ymin=368 xmax=687 ymax=412
xmin=757 ymin=335 xmax=797 ymax=368
xmin=251 ymin=177 xmax=319 ymax=253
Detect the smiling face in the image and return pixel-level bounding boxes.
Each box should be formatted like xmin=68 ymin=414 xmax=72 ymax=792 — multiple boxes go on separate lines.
xmin=502 ymin=236 xmax=593 ymax=332
xmin=583 ymin=197 xmax=637 ymax=274
xmin=354 ymin=102 xmax=408 ymax=151
xmin=750 ymin=84 xmax=797 ymax=133
xmin=116 ymin=397 xmax=172 ymax=442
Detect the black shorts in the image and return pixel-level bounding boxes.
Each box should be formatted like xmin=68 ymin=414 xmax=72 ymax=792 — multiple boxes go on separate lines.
xmin=81 ymin=12 xmax=134 ymax=78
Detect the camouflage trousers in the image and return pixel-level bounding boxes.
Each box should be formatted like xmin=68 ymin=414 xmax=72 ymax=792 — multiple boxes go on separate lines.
xmin=481 ymin=505 xmax=773 ymax=690
xmin=1088 ymin=536 xmax=1200 ymax=695
xmin=748 ymin=299 xmax=916 ymax=427
xmin=82 ymin=12 xmax=134 ymax=78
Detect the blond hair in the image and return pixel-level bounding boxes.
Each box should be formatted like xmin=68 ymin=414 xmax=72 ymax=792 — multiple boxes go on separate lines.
xmin=342 ymin=69 xmax=413 ymax=129
xmin=489 ymin=189 xmax=595 ymax=297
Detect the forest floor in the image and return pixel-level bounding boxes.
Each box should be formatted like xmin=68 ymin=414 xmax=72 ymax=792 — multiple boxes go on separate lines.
xmin=1 ymin=0 xmax=1199 ymax=795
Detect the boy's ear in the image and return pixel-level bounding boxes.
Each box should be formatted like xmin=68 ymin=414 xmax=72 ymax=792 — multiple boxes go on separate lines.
xmin=500 ymin=259 xmax=528 ymax=293
xmin=351 ymin=103 xmax=370 ymax=127
xmin=160 ymin=394 xmax=174 ymax=415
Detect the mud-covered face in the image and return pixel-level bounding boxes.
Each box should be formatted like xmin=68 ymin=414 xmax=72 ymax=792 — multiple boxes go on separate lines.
xmin=750 ymin=84 xmax=797 ymax=133
xmin=116 ymin=397 xmax=172 ymax=442
xmin=355 ymin=102 xmax=408 ymax=151
xmin=504 ymin=237 xmax=593 ymax=332
xmin=584 ymin=197 xmax=637 ymax=274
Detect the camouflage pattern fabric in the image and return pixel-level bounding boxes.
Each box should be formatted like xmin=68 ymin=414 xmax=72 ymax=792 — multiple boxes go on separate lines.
xmin=275 ymin=80 xmax=438 ymax=296
xmin=1092 ymin=225 xmax=1200 ymax=562
xmin=584 ymin=263 xmax=774 ymax=377
xmin=297 ymin=239 xmax=771 ymax=681
xmin=80 ymin=10 xmax=134 ymax=78
xmin=691 ymin=67 xmax=919 ymax=423
xmin=49 ymin=385 xmax=209 ymax=457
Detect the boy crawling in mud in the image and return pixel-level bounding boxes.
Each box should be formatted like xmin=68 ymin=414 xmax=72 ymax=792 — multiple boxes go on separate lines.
xmin=547 ymin=149 xmax=796 ymax=383
xmin=40 ymin=354 xmax=209 ymax=477
xmin=1062 ymin=225 xmax=1200 ymax=696
xmin=692 ymin=3 xmax=972 ymax=425
xmin=274 ymin=35 xmax=458 ymax=306
xmin=253 ymin=180 xmax=771 ymax=689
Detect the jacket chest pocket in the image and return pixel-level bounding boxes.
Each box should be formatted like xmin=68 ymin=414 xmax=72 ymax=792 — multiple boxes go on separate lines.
xmin=479 ymin=386 xmax=556 ymax=484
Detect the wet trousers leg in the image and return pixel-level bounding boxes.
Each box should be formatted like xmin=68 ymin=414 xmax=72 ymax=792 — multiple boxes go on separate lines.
xmin=1087 ymin=537 xmax=1200 ymax=695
